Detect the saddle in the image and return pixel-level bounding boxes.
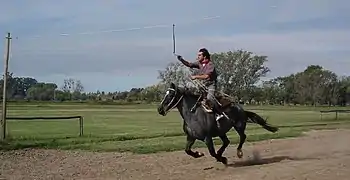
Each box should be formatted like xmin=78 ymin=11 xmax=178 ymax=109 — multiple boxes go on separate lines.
xmin=191 ymin=91 xmax=233 ymax=113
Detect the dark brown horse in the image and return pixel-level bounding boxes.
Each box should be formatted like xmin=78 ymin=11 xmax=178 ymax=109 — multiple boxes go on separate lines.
xmin=157 ymin=82 xmax=278 ymax=164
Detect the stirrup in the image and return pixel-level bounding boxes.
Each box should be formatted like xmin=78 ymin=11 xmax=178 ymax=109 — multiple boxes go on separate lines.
xmin=201 ymin=104 xmax=213 ymax=112
xmin=216 ymin=112 xmax=229 ymax=121
xmin=201 ymin=101 xmax=213 ymax=113
xmin=216 ymin=114 xmax=224 ymax=121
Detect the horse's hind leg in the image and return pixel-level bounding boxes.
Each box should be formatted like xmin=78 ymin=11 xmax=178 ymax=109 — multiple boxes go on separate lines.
xmin=233 ymin=121 xmax=247 ymax=158
xmin=217 ymin=134 xmax=230 ymax=158
xmin=185 ymin=135 xmax=204 ymax=158
xmin=204 ymin=136 xmax=227 ymax=165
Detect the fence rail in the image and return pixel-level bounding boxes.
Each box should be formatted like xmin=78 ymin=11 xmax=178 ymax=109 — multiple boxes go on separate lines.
xmin=319 ymin=110 xmax=350 ymax=120
xmin=7 ymin=116 xmax=84 ymax=136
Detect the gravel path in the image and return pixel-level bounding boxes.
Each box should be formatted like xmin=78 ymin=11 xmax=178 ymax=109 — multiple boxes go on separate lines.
xmin=1 ymin=129 xmax=350 ymax=180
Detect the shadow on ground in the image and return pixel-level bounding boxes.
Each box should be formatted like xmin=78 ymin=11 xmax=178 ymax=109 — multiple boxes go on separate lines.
xmin=203 ymin=150 xmax=321 ymax=170
xmin=228 ymin=150 xmax=320 ymax=167
xmin=229 ymin=155 xmax=308 ymax=167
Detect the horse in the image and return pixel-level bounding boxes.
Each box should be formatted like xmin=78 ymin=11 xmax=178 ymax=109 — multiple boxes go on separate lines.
xmin=157 ymin=82 xmax=279 ymax=165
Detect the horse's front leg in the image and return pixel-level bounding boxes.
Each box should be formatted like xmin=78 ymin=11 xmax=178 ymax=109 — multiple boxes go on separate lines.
xmin=185 ymin=135 xmax=204 ymax=158
xmin=204 ymin=136 xmax=227 ymax=165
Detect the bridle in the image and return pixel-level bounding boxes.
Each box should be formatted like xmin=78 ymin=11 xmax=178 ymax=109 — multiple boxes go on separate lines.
xmin=160 ymin=88 xmax=184 ymax=114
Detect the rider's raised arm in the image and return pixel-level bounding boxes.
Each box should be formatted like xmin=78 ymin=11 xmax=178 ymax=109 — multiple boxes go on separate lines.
xmin=189 ymin=61 xmax=200 ymax=69
xmin=179 ymin=58 xmax=200 ymax=69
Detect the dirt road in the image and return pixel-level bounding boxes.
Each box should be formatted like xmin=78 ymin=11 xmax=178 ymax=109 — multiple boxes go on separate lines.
xmin=1 ymin=129 xmax=350 ymax=180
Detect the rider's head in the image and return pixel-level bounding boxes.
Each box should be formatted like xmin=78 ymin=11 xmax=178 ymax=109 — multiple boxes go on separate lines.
xmin=197 ymin=48 xmax=210 ymax=63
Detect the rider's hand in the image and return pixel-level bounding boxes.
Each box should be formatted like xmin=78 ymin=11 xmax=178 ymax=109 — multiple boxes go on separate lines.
xmin=176 ymin=55 xmax=183 ymax=61
xmin=190 ymin=75 xmax=196 ymax=80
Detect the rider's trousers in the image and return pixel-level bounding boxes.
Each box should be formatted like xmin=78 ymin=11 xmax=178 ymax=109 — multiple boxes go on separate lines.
xmin=206 ymin=84 xmax=220 ymax=110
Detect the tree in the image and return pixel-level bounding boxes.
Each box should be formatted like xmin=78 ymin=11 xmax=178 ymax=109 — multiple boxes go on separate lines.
xmin=0 ymin=49 xmax=348 ymax=106
xmin=141 ymin=83 xmax=167 ymax=103
xmin=251 ymin=86 xmax=266 ymax=105
xmin=126 ymin=88 xmax=144 ymax=102
xmin=157 ymin=62 xmax=191 ymax=87
xmin=274 ymin=75 xmax=297 ymax=104
xmin=61 ymin=78 xmax=84 ymax=100
xmin=212 ymin=49 xmax=270 ymax=99
xmin=338 ymin=76 xmax=350 ymax=106
xmin=26 ymin=83 xmax=57 ymax=101
xmin=292 ymin=65 xmax=338 ymax=106
xmin=62 ymin=78 xmax=84 ymax=93
xmin=260 ymin=79 xmax=283 ymax=105
xmin=0 ymin=73 xmax=38 ymax=100
xmin=14 ymin=77 xmax=38 ymax=98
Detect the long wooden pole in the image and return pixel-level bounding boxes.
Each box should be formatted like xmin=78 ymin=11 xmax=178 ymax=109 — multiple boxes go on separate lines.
xmin=172 ymin=24 xmax=176 ymax=55
xmin=1 ymin=32 xmax=11 ymax=141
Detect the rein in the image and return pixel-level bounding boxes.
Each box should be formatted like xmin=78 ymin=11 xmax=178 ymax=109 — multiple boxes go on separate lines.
xmin=161 ymin=88 xmax=184 ymax=114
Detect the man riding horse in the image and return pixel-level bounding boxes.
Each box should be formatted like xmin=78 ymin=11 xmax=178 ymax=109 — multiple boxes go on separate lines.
xmin=177 ymin=48 xmax=225 ymax=120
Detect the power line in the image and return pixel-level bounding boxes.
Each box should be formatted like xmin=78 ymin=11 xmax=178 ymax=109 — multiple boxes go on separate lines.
xmin=10 ymin=15 xmax=222 ymax=54
xmin=10 ymin=3 xmax=278 ymax=52
xmin=16 ymin=15 xmax=221 ymax=40
xmin=12 ymin=3 xmax=279 ymax=40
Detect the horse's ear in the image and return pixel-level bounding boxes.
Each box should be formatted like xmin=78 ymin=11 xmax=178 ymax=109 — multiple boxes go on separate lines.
xmin=170 ymin=82 xmax=176 ymax=89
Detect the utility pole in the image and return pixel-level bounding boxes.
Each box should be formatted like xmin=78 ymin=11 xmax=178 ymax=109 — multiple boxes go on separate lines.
xmin=1 ymin=32 xmax=11 ymax=141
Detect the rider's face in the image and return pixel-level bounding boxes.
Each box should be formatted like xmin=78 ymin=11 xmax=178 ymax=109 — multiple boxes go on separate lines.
xmin=197 ymin=52 xmax=204 ymax=62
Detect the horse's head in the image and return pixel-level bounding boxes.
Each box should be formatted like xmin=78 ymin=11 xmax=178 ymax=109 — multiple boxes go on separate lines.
xmin=157 ymin=82 xmax=184 ymax=116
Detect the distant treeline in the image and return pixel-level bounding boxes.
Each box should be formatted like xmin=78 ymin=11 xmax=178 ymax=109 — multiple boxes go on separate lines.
xmin=1 ymin=49 xmax=349 ymax=106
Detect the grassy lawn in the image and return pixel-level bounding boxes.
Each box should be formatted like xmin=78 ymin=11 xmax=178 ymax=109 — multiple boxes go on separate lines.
xmin=1 ymin=103 xmax=350 ymax=154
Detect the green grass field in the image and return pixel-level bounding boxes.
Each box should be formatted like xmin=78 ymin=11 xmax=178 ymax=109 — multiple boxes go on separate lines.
xmin=1 ymin=103 xmax=350 ymax=154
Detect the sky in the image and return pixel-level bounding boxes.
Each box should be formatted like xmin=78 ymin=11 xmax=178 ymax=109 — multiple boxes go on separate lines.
xmin=0 ymin=0 xmax=349 ymax=92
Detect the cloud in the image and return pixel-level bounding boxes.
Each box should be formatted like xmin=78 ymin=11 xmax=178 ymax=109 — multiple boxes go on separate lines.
xmin=10 ymin=28 xmax=350 ymax=92
xmin=0 ymin=0 xmax=349 ymax=91
xmin=139 ymin=29 xmax=350 ymax=77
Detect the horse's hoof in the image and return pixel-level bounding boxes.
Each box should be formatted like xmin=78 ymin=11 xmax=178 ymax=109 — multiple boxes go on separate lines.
xmin=221 ymin=157 xmax=228 ymax=165
xmin=237 ymin=150 xmax=243 ymax=158
xmin=195 ymin=151 xmax=204 ymax=158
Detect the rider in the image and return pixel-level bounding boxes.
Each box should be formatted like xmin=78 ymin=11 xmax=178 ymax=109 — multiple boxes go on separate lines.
xmin=177 ymin=48 xmax=224 ymax=120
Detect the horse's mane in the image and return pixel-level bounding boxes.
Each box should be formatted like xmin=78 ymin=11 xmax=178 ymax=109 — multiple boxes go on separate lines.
xmin=177 ymin=86 xmax=202 ymax=99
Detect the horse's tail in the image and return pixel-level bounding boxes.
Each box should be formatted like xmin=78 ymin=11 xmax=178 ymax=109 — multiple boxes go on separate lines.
xmin=245 ymin=110 xmax=279 ymax=133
